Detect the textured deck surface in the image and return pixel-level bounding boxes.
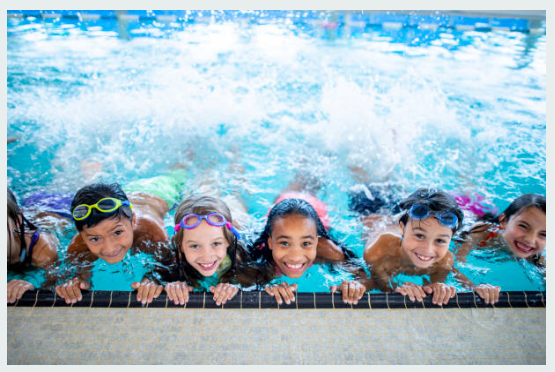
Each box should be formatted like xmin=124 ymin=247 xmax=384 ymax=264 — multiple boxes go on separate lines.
xmin=8 ymin=307 xmax=546 ymax=364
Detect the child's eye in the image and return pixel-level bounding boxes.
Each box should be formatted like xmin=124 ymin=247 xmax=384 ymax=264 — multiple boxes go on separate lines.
xmin=278 ymin=241 xmax=289 ymax=247
xmin=213 ymin=241 xmax=222 ymax=247
xmin=415 ymin=234 xmax=425 ymax=239
xmin=518 ymin=224 xmax=528 ymax=230
xmin=302 ymin=241 xmax=313 ymax=247
xmin=90 ymin=237 xmax=100 ymax=243
xmin=436 ymin=239 xmax=448 ymax=245
xmin=539 ymin=233 xmax=546 ymax=239
xmin=189 ymin=244 xmax=199 ymax=249
xmin=114 ymin=230 xmax=124 ymax=236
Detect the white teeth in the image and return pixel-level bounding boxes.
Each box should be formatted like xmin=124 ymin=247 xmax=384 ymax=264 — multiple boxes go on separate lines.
xmin=285 ymin=263 xmax=303 ymax=269
xmin=515 ymin=242 xmax=533 ymax=252
xmin=415 ymin=253 xmax=433 ymax=261
xmin=199 ymin=262 xmax=216 ymax=268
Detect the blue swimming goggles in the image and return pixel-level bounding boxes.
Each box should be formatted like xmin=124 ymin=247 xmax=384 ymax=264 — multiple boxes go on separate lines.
xmin=408 ymin=204 xmax=458 ymax=228
xmin=72 ymin=198 xmax=133 ymax=221
xmin=174 ymin=213 xmax=241 ymax=239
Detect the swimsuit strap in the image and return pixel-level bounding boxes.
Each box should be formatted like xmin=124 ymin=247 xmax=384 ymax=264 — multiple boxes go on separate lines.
xmin=478 ymin=226 xmax=499 ymax=247
xmin=27 ymin=229 xmax=41 ymax=260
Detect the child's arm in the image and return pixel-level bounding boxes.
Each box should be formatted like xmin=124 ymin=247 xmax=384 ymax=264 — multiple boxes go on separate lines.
xmin=132 ymin=214 xmax=171 ymax=304
xmin=452 ymin=266 xmax=500 ymax=305
xmin=54 ymin=235 xmax=95 ymax=304
xmin=454 ymin=223 xmax=493 ymax=263
xmin=363 ymin=233 xmax=400 ymax=292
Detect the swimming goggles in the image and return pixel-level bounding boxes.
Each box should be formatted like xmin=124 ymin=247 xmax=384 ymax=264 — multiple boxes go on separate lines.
xmin=408 ymin=204 xmax=458 ymax=228
xmin=72 ymin=197 xmax=133 ymax=221
xmin=174 ymin=213 xmax=241 ymax=239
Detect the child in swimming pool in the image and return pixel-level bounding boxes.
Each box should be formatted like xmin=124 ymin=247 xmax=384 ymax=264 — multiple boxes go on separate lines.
xmin=456 ymin=193 xmax=546 ymax=269
xmin=249 ymin=197 xmax=367 ymax=306
xmin=355 ymin=187 xmax=500 ymax=305
xmin=164 ymin=195 xmax=255 ymax=306
xmin=54 ymin=181 xmax=177 ymax=304
xmin=7 ymin=188 xmax=61 ymax=303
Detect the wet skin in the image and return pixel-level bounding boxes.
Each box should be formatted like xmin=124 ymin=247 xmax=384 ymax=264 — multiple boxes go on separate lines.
xmin=181 ymin=220 xmax=229 ymax=277
xmin=399 ymin=217 xmax=453 ymax=269
xmin=267 ymin=214 xmax=318 ymax=279
xmin=499 ymin=207 xmax=546 ymax=259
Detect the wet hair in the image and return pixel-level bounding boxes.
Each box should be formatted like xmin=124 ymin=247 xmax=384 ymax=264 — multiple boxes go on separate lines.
xmin=71 ymin=183 xmax=132 ymax=231
xmin=251 ymin=198 xmax=356 ymax=267
xmin=172 ymin=195 xmax=248 ymax=288
xmin=398 ymin=188 xmax=464 ymax=233
xmin=480 ymin=194 xmax=546 ymax=225
xmin=7 ymin=188 xmax=38 ymax=268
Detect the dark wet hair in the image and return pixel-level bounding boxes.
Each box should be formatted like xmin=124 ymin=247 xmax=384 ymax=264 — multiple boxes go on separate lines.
xmin=71 ymin=183 xmax=132 ymax=231
xmin=481 ymin=193 xmax=546 ymax=225
xmin=398 ymin=188 xmax=464 ymax=233
xmin=251 ymin=198 xmax=356 ymax=265
xmin=7 ymin=188 xmax=38 ymax=267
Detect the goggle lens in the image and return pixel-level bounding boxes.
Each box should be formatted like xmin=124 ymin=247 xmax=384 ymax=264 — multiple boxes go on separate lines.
xmin=409 ymin=204 xmax=458 ymax=228
xmin=97 ymin=198 xmax=118 ymax=211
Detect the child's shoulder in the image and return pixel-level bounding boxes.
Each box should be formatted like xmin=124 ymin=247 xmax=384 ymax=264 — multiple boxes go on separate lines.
xmin=363 ymin=232 xmax=400 ymax=262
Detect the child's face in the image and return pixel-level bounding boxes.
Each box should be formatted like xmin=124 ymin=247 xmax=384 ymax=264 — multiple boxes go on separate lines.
xmin=400 ymin=217 xmax=453 ymax=269
xmin=500 ymin=206 xmax=546 ymax=258
xmin=267 ymin=214 xmax=318 ymax=278
xmin=79 ymin=215 xmax=136 ymax=264
xmin=181 ymin=220 xmax=229 ymax=277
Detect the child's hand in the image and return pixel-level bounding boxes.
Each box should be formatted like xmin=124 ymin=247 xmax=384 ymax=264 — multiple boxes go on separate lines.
xmin=165 ymin=281 xmax=193 ymax=305
xmin=473 ymin=284 xmax=501 ymax=305
xmin=131 ymin=279 xmax=163 ymax=305
xmin=330 ymin=280 xmax=366 ymax=305
xmin=7 ymin=279 xmax=34 ymax=303
xmin=423 ymin=283 xmax=456 ymax=305
xmin=265 ymin=283 xmax=297 ymax=305
xmin=395 ymin=282 xmax=427 ymax=302
xmin=209 ymin=283 xmax=239 ymax=306
xmin=55 ymin=278 xmax=91 ymax=304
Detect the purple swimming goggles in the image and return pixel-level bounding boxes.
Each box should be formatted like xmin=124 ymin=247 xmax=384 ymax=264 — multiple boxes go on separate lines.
xmin=174 ymin=213 xmax=241 ymax=239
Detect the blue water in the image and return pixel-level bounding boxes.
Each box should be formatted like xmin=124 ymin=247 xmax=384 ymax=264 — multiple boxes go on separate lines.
xmin=7 ymin=13 xmax=546 ymax=291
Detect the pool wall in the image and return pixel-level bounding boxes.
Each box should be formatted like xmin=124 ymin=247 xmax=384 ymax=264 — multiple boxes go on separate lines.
xmin=9 ymin=290 xmax=546 ymax=309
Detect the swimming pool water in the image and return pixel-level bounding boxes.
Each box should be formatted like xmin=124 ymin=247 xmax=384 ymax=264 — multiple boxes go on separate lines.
xmin=7 ymin=12 xmax=546 ymax=292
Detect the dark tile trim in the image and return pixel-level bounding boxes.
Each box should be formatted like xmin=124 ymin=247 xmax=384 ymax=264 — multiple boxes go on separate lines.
xmin=8 ymin=290 xmax=546 ymax=309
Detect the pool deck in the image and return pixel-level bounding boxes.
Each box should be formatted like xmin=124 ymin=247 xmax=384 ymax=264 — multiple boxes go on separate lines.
xmin=8 ymin=299 xmax=546 ymax=364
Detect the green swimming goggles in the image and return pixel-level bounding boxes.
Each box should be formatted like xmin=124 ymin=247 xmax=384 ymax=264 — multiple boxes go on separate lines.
xmin=72 ymin=197 xmax=133 ymax=221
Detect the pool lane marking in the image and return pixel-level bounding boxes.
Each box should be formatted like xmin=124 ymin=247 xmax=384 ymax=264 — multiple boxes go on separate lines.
xmin=313 ymin=292 xmax=316 ymax=309
xmin=89 ymin=291 xmax=95 ymax=308
xmin=455 ymin=293 xmax=461 ymax=309
xmin=523 ymin=291 xmax=529 ymax=308
xmin=385 ymin=293 xmax=390 ymax=310
xmin=34 ymin=290 xmax=40 ymax=307
xmin=108 ymin=291 xmax=113 ymax=308
xmin=367 ymin=293 xmax=371 ymax=310
xmin=472 ymin=291 xmax=478 ymax=308
xmin=540 ymin=292 xmax=545 ymax=307
xmin=202 ymin=292 xmax=206 ymax=309
xmin=127 ymin=292 xmax=132 ymax=309
xmin=403 ymin=294 xmax=407 ymax=310
xmin=240 ymin=290 xmax=243 ymax=310
xmin=50 ymin=291 xmax=55 ymax=308
xmin=258 ymin=291 xmax=261 ymax=310
xmin=506 ymin=292 xmax=512 ymax=308
xmin=332 ymin=291 xmax=335 ymax=310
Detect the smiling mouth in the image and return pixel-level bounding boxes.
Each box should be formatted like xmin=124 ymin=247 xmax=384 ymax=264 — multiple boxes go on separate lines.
xmin=197 ymin=261 xmax=218 ymax=271
xmin=283 ymin=262 xmax=307 ymax=272
xmin=103 ymin=250 xmax=123 ymax=258
xmin=514 ymin=241 xmax=534 ymax=253
xmin=414 ymin=253 xmax=434 ymax=262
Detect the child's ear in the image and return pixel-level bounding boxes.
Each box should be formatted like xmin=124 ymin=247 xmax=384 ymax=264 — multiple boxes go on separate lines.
xmin=267 ymin=236 xmax=273 ymax=251
xmin=499 ymin=213 xmax=507 ymax=229
xmin=131 ymin=213 xmax=137 ymax=229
